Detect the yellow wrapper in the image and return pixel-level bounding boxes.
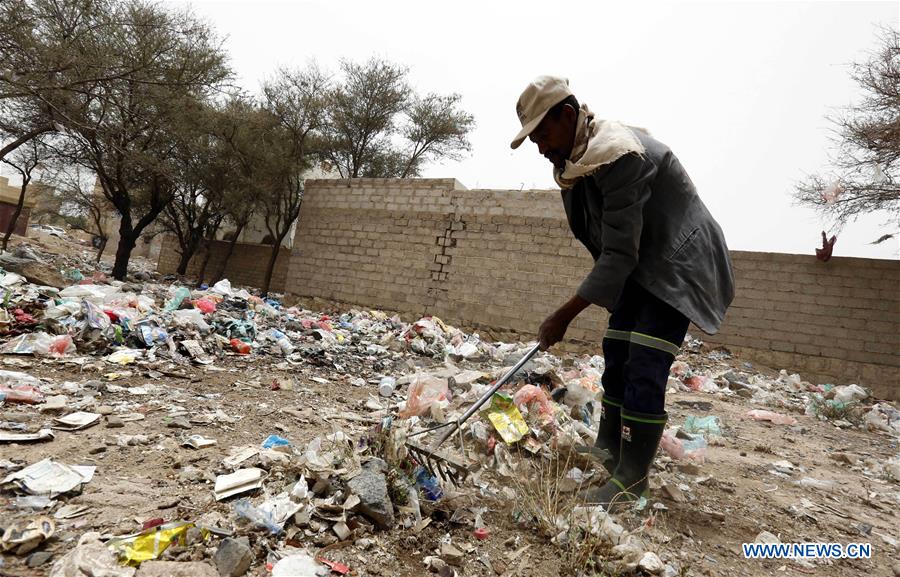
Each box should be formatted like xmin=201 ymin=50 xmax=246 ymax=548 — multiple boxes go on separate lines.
xmin=106 ymin=521 xmax=205 ymax=565
xmin=481 ymin=392 xmax=529 ymax=443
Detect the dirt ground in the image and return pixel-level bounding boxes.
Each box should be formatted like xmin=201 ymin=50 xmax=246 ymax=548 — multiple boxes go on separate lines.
xmin=0 ymin=233 xmax=898 ymax=577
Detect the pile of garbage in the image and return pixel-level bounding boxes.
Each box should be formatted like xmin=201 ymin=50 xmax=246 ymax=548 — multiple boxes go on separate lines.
xmin=1 ymin=251 xmax=898 ymax=576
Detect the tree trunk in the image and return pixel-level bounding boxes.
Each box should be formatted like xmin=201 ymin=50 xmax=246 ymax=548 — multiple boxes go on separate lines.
xmin=1 ymin=178 xmax=29 ymax=252
xmin=213 ymin=222 xmax=244 ymax=283
xmin=175 ymin=248 xmax=192 ymax=276
xmin=95 ymin=236 xmax=108 ymax=263
xmin=112 ymin=216 xmax=136 ymax=280
xmin=196 ymin=239 xmax=214 ymax=285
xmin=261 ymin=234 xmax=287 ymax=297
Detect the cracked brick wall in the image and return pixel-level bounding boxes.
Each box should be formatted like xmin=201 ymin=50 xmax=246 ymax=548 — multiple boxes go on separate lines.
xmin=287 ymin=178 xmax=900 ymax=399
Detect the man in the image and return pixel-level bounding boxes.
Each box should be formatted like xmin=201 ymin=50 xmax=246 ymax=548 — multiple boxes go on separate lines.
xmin=511 ymin=75 xmax=734 ymax=509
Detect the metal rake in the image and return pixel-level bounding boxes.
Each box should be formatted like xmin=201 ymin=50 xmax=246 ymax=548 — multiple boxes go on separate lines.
xmin=405 ymin=343 xmax=540 ymax=485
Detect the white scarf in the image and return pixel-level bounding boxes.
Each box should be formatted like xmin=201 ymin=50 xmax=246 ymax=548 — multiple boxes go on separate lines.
xmin=553 ymin=104 xmax=645 ymax=190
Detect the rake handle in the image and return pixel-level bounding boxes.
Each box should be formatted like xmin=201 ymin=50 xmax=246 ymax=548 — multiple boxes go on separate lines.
xmin=431 ymin=343 xmax=541 ymax=449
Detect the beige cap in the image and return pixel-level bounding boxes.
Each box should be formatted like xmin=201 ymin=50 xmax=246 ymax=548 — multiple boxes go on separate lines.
xmin=510 ymin=75 xmax=573 ymax=149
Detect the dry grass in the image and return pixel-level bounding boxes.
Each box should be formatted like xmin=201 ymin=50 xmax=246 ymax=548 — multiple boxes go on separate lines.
xmin=505 ymin=447 xmax=617 ymax=576
xmin=807 ymin=396 xmax=865 ymax=424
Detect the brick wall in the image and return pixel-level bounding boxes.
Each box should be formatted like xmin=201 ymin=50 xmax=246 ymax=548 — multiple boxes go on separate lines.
xmin=706 ymin=252 xmax=899 ymax=399
xmin=286 ymin=178 xmax=899 ymax=399
xmin=157 ymin=235 xmax=291 ymax=293
xmin=0 ymin=204 xmax=31 ymax=236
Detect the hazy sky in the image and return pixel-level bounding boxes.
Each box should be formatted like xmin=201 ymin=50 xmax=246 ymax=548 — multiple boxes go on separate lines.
xmin=174 ymin=1 xmax=896 ymax=258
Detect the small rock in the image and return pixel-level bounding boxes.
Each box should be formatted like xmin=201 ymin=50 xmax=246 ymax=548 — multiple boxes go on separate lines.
xmin=830 ymin=452 xmax=859 ymax=466
xmin=755 ymin=530 xmax=780 ymax=544
xmin=425 ymin=556 xmax=448 ymax=573
xmin=106 ymin=416 xmax=124 ymax=428
xmin=347 ymin=460 xmax=394 ymax=529
xmin=639 ymin=552 xmax=665 ymax=574
xmin=333 ymin=521 xmax=351 ymax=541
xmin=97 ymin=405 xmax=114 ymax=416
xmin=440 ymin=543 xmax=464 ymax=566
xmin=89 ymin=445 xmax=107 ymax=455
xmin=213 ymin=537 xmax=252 ymax=577
xmin=27 ymin=551 xmax=53 ymax=567
xmin=136 ymin=560 xmax=218 ymax=577
xmin=676 ymin=462 xmax=701 ymax=476
xmin=892 ymin=561 xmax=900 ymax=577
xmin=661 ymin=483 xmax=686 ymax=503
xmin=167 ymin=417 xmax=192 ymax=430
xmin=157 ymin=497 xmax=180 ymax=509
xmin=356 ymin=537 xmax=375 ymax=550
xmin=186 ymin=527 xmax=205 ymax=546
xmin=179 ymin=466 xmax=204 ymax=482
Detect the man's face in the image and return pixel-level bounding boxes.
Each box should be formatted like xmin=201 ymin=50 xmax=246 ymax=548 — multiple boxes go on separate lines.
xmin=528 ymin=104 xmax=577 ymax=169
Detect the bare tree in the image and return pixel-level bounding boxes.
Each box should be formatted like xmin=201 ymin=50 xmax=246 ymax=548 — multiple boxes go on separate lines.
xmin=257 ymin=65 xmax=329 ymax=295
xmin=795 ymin=28 xmax=900 ymax=242
xmin=321 ymin=57 xmax=474 ymax=178
xmin=400 ymin=93 xmax=474 ymax=177
xmin=0 ymin=0 xmax=116 ymax=161
xmin=159 ymin=104 xmax=231 ymax=276
xmin=210 ymin=98 xmax=266 ymax=284
xmin=42 ymin=163 xmax=112 ymax=261
xmin=54 ymin=2 xmax=230 ymax=279
xmin=0 ymin=138 xmax=43 ymax=251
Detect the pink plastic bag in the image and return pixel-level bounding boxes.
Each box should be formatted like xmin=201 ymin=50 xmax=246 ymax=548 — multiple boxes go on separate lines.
xmin=660 ymin=429 xmax=706 ymax=463
xmin=746 ymin=409 xmax=797 ymax=426
xmin=659 ymin=430 xmax=685 ymax=459
xmin=684 ymin=375 xmax=707 ymax=391
xmin=49 ymin=335 xmax=75 ymax=356
xmin=0 ymin=384 xmax=44 ymax=404
xmin=513 ymin=384 xmax=555 ymax=425
xmin=193 ymin=299 xmax=217 ymax=314
xmin=399 ymin=375 xmax=448 ymax=418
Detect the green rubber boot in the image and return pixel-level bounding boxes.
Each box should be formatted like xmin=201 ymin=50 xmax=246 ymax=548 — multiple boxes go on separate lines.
xmin=581 ymin=409 xmax=667 ymax=512
xmin=593 ymin=395 xmax=623 ymax=474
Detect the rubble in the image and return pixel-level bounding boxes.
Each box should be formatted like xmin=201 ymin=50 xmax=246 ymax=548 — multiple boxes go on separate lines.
xmin=347 ymin=458 xmax=395 ymax=529
xmin=212 ymin=537 xmax=252 ymax=577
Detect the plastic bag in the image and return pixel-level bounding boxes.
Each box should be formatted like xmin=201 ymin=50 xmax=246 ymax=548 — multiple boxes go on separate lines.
xmin=1 ymin=332 xmax=75 ymax=357
xmin=193 ymin=298 xmax=217 ymax=314
xmin=399 ymin=375 xmax=448 ymax=418
xmin=683 ymin=415 xmax=722 ymax=436
xmin=172 ymin=309 xmax=211 ymax=332
xmin=480 ymin=392 xmax=529 ymax=443
xmin=660 ymin=429 xmax=706 ymax=463
xmin=211 ymin=279 xmax=232 ymax=296
xmin=164 ymin=287 xmax=191 ymax=312
xmin=0 ymin=384 xmax=44 ymax=404
xmin=233 ymin=499 xmax=282 ymax=534
xmin=0 ymin=370 xmax=41 ymax=387
xmin=105 ymin=521 xmax=200 ymax=565
xmin=513 ymin=384 xmax=555 ymax=426
xmin=746 ymin=409 xmax=797 ymax=426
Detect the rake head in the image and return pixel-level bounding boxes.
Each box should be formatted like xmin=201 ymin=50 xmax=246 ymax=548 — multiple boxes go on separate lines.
xmin=405 ymin=439 xmax=473 ymax=486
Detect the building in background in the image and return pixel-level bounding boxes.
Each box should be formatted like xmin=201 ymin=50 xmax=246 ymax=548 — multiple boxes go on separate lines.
xmin=0 ymin=176 xmax=37 ymax=236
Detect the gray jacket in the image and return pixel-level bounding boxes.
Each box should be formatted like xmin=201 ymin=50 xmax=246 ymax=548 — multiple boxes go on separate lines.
xmin=562 ymin=130 xmax=734 ymax=334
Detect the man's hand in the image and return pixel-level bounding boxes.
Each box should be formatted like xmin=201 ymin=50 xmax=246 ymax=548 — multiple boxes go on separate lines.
xmin=538 ymin=295 xmax=591 ymax=350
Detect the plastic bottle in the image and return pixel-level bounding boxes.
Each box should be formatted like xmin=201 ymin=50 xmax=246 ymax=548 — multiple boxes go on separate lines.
xmin=269 ymin=329 xmax=294 ymax=356
xmin=378 ymin=376 xmax=396 ymax=397
xmin=415 ymin=466 xmax=443 ymax=501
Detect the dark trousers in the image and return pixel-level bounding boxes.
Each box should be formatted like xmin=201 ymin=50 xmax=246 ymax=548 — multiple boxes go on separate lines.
xmin=601 ymin=279 xmax=690 ymax=415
